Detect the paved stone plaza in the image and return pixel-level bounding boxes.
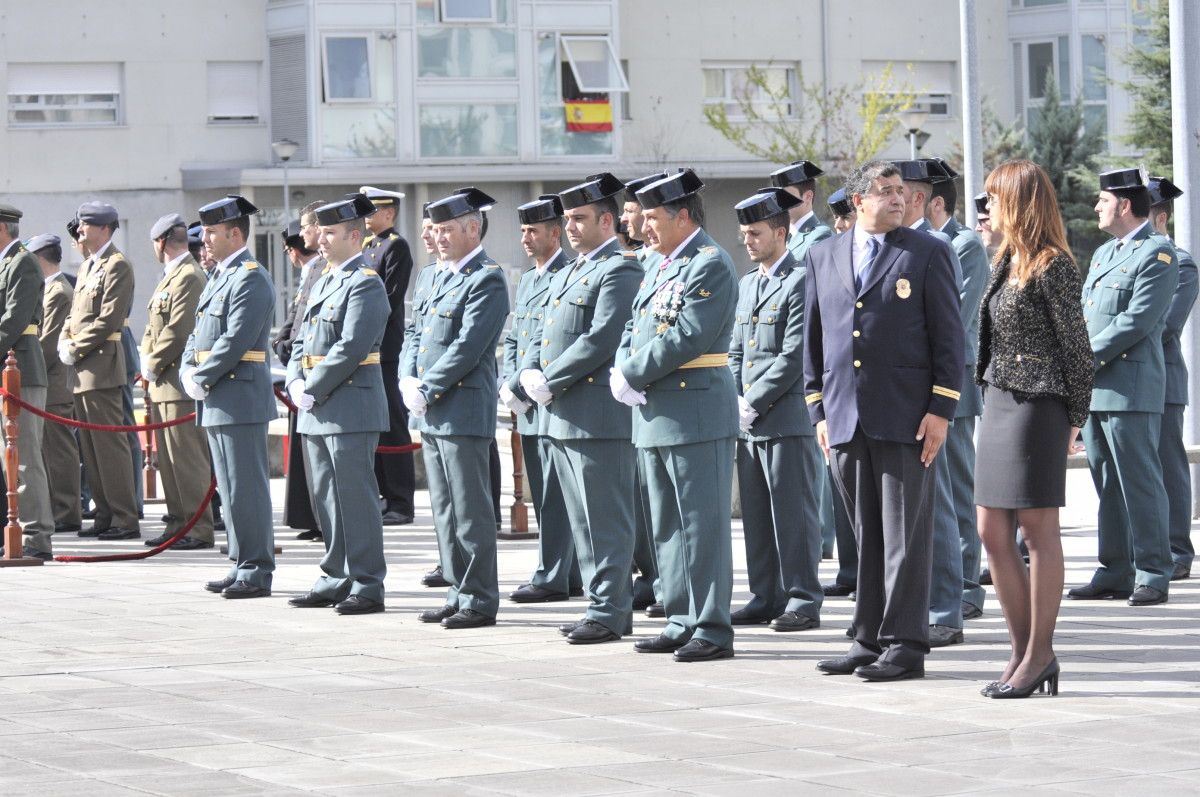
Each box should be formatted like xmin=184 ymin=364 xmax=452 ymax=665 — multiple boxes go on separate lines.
xmin=0 ymin=470 xmax=1197 ymax=796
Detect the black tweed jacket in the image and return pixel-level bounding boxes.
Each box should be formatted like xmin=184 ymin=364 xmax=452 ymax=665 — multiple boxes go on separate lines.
xmin=976 ymin=254 xmax=1094 ymax=427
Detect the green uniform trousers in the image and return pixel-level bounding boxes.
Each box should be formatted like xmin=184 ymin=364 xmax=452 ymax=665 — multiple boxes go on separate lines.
xmin=75 ymin=386 xmax=139 ymax=531
xmin=43 ymin=400 xmax=81 ymax=528
xmin=154 ymin=399 xmax=214 ymax=543
xmin=3 ymin=385 xmax=53 ymax=554
xmin=523 ymin=433 xmax=580 ymax=594
xmin=207 ymin=423 xmax=275 ymax=588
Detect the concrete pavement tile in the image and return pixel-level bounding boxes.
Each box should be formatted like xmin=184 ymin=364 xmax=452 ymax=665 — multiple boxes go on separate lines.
xmin=1042 ymin=774 xmax=1200 ymax=796
xmin=0 ymin=780 xmax=152 ymax=797
xmin=680 ymin=777 xmax=861 ymax=796
xmin=480 ymin=740 xmax=658 ymax=768
xmin=32 ymin=748 xmax=198 ymax=778
xmin=802 ymin=764 xmax=994 ymax=795
xmin=230 ymin=758 xmax=418 ymax=789
xmin=578 ymin=759 xmax=755 ymax=789
xmin=13 ymin=708 xmax=160 ymax=733
xmin=916 ymin=756 xmax=1129 ymax=786
xmin=104 ymin=769 xmax=314 ymax=796
xmin=700 ymin=748 xmax=893 ymax=779
xmin=71 ymin=724 xmax=237 ymax=750
xmin=438 ymin=768 xmax=639 ymax=796
xmin=305 ymin=707 xmax=467 ymax=734
xmin=355 ymin=750 xmax=552 ymax=780
xmin=322 ymin=781 xmax=505 ymax=797
xmin=591 ymin=731 xmax=780 ymax=760
xmin=385 ymin=723 xmax=558 ymax=751
xmin=263 ymin=731 xmax=440 ymax=759
xmin=148 ymin=741 xmax=312 ymax=770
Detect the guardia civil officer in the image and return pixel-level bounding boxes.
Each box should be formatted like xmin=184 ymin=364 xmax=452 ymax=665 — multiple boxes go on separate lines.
xmin=29 ymin=234 xmax=81 ymax=534
xmin=520 ymin=173 xmax=643 ymax=643
xmin=501 ymin=194 xmax=579 ymax=603
xmin=62 ymin=202 xmax=140 ymax=540
xmin=893 ymin=158 xmax=969 ymax=648
xmin=0 ymin=208 xmax=53 ymax=560
xmin=974 ymin=192 xmax=1001 ymax=257
xmin=359 ymin=186 xmax=416 ymax=527
xmin=828 ymin=189 xmax=856 ymax=235
xmin=403 ymin=189 xmax=510 ymax=629
xmin=140 ymin=214 xmax=213 ymax=550
xmin=183 ymin=195 xmax=277 ymax=598
xmin=286 ymin=194 xmax=391 ymax=614
xmin=770 ymin=160 xmax=834 ymax=262
xmin=272 ymin=206 xmax=326 ymax=541
xmin=616 ymin=169 xmax=739 ymax=662
xmin=1148 ymin=177 xmax=1198 ymax=581
xmin=728 ymin=188 xmax=824 ymax=632
xmin=927 ymin=159 xmax=992 ymax=625
xmin=1071 ymin=168 xmax=1177 ymax=607
xmin=806 ymin=160 xmax=964 ymax=682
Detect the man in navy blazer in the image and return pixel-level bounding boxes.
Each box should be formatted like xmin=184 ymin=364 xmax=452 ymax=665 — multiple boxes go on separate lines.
xmin=803 ymin=160 xmax=964 ymax=682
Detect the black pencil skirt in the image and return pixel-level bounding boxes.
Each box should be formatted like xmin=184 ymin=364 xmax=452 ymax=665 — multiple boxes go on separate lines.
xmin=974 ymin=386 xmax=1071 ymax=509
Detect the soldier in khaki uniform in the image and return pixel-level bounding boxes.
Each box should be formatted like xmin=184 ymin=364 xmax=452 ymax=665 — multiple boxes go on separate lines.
xmin=0 ymin=209 xmax=54 ymax=560
xmin=61 ymin=202 xmax=140 ymax=540
xmin=29 ymin=234 xmax=82 ymax=534
xmin=140 ymin=213 xmax=213 ymax=550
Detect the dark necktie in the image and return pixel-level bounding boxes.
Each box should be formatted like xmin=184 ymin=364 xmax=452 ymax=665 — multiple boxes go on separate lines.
xmin=855 ymin=237 xmax=881 ymax=293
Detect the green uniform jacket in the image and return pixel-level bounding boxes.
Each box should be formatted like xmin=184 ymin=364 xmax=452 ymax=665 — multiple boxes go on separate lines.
xmin=65 ymin=243 xmax=133 ymax=392
xmin=729 ymin=251 xmax=811 ymax=440
xmin=618 ymin=228 xmax=739 ymax=447
xmin=787 ymin=214 xmax=833 ymax=264
xmin=141 ymin=255 xmax=206 ymax=403
xmin=1163 ymin=245 xmax=1197 ymax=406
xmin=402 ymin=250 xmax=509 ymax=438
xmin=502 ymin=250 xmax=567 ymax=434
xmin=400 ymin=261 xmax=438 ymax=375
xmin=0 ymin=242 xmax=47 ymax=387
xmin=527 ymin=239 xmax=642 ymax=441
xmin=1083 ymin=224 xmax=1179 ymax=413
xmin=940 ymin=217 xmax=989 ymax=418
xmin=40 ymin=273 xmax=72 ymax=405
xmin=286 ymin=254 xmax=390 ymax=435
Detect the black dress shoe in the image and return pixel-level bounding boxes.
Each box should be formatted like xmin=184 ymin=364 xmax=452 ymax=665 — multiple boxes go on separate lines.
xmin=673 ymin=639 xmax=734 ymax=662
xmin=644 ymin=602 xmax=665 ymax=618
xmin=979 ymin=567 xmax=993 ymax=586
xmin=336 ymin=595 xmax=384 ymax=615
xmin=54 ymin=522 xmax=82 ymax=533
xmin=1067 ymin=583 xmax=1132 ymax=600
xmin=381 ymin=511 xmax=414 ymax=526
xmin=204 ymin=575 xmax=235 ymax=593
xmin=633 ymin=633 xmax=686 ymax=653
xmin=962 ymin=602 xmax=983 ymax=621
xmin=730 ymin=607 xmax=772 ymax=625
xmin=295 ymin=529 xmax=323 ymax=541
xmin=160 ymin=514 xmax=178 ymax=524
xmin=1171 ymin=562 xmax=1191 ymax=581
xmin=632 ymin=594 xmax=655 ymax=611
xmin=508 ymin=583 xmax=569 ymax=603
xmin=770 ymin=611 xmax=820 ymax=632
xmin=98 ymin=528 xmax=140 ymax=541
xmin=419 ymin=604 xmax=457 ymax=623
xmin=558 ymin=619 xmax=585 ymax=636
xmin=816 ymin=654 xmax=877 ymax=675
xmin=569 ymin=586 xmax=584 ymax=598
xmin=855 ymin=660 xmax=924 ymax=682
xmin=422 ymin=566 xmax=451 ymax=588
xmin=928 ymin=625 xmax=964 ymax=647
xmin=567 ymin=620 xmax=621 ymax=644
xmin=1127 ymin=585 xmax=1168 ymax=606
xmin=222 ymin=581 xmax=271 ymax=599
xmin=82 ymin=508 xmax=97 ymax=520
xmin=144 ymin=533 xmax=172 ymax=547
xmin=213 ymin=519 xmax=225 ymax=532
xmin=441 ymin=608 xmax=495 ymax=629
xmin=289 ymin=591 xmax=337 ymax=608
xmin=171 ymin=537 xmax=214 ymax=551
xmin=822 ymin=582 xmax=855 ymax=597
xmin=78 ymin=525 xmax=109 ymax=538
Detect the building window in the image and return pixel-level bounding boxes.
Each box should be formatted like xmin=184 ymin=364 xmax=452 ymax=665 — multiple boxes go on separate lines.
xmin=323 ymin=35 xmax=373 ymax=101
xmin=1019 ymin=37 xmax=1070 ymax=130
xmin=441 ymin=0 xmax=495 ymax=22
xmin=702 ymin=64 xmax=798 ymax=118
xmin=560 ymin=36 xmax=628 ymax=94
xmin=207 ymin=61 xmax=261 ymax=123
xmin=6 ymin=62 xmax=122 ymax=126
xmin=537 ymin=33 xmax=615 ymax=157
xmin=419 ymin=103 xmax=517 ymax=158
xmin=417 ymin=27 xmax=517 ymax=78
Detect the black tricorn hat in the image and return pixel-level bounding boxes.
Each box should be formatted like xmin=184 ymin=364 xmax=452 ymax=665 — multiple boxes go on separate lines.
xmin=559 ymin=173 xmax=625 ymax=211
xmin=314 ymin=194 xmax=377 ymax=226
xmin=735 ymin=187 xmax=802 ymax=225
xmin=65 ymin=217 xmax=81 ymax=241
xmin=517 ymin=194 xmax=565 ymax=225
xmin=635 ymin=169 xmax=705 ymax=210
xmin=428 ymin=187 xmax=497 ymax=223
xmin=624 ymin=172 xmax=668 ymax=204
xmin=1148 ymin=176 xmax=1183 ymax=206
xmin=186 ymin=221 xmax=203 ymax=243
xmin=282 ymin=220 xmax=304 ymax=248
xmin=973 ymin=192 xmax=989 ymax=217
xmin=198 ymin=195 xmax=259 ymax=226
xmin=827 ymin=188 xmax=854 ymax=218
xmin=927 ymin=158 xmax=958 ymax=183
xmin=892 ymin=159 xmax=952 ymax=184
xmin=769 ymin=160 xmax=824 ymax=188
xmin=1099 ymin=166 xmax=1148 ymax=193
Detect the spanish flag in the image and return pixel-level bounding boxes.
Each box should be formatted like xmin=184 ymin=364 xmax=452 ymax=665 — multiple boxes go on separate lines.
xmin=564 ymin=99 xmax=613 ymax=133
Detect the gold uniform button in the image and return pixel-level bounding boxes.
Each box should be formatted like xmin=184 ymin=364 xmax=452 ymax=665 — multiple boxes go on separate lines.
xmin=855 ymin=301 xmax=863 ymax=309
xmin=853 ymin=359 xmax=861 ymax=368
xmin=679 ymin=381 xmax=687 ymax=388
xmin=1121 ymin=353 xmax=1127 ymax=359
xmin=554 ymin=299 xmax=561 ymax=306
xmin=424 ymin=326 xmax=431 ymax=332
xmin=434 ymin=393 xmax=441 ymax=399
xmin=543 ymin=338 xmax=550 ymax=345
xmin=748 ymin=340 xmax=756 ymax=347
xmin=1099 ymin=360 xmax=1106 ymax=366
xmin=747 ymin=361 xmax=754 ymax=368
xmin=547 ymin=319 xmax=554 ymax=326
xmin=751 ymin=316 xmax=759 ymax=323
xmin=743 ymin=383 xmax=750 ymax=390
xmin=521 ymin=331 xmax=528 ymax=337
xmin=640 ymin=309 xmax=647 ymax=316
xmin=587 ymin=377 xmax=594 ymax=383
xmin=419 ymin=346 xmax=426 ymax=353
xmin=1087 ymin=300 xmax=1094 ymax=306
xmin=542 ymin=359 xmax=549 ymax=366
xmin=518 ymin=349 xmax=524 ymax=356
xmin=853 ymin=330 xmax=861 ymax=337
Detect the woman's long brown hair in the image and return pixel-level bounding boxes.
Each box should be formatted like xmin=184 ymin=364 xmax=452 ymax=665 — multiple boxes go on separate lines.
xmin=984 ymin=159 xmax=1075 ymax=286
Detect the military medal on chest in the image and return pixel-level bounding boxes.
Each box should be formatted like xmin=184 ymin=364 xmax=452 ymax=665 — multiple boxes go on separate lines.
xmin=651 ymin=280 xmax=684 ymax=333
xmin=896 ymin=277 xmax=911 ymax=299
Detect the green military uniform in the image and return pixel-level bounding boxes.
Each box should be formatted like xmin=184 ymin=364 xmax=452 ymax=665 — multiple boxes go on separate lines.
xmin=503 ymin=247 xmax=578 ymax=596
xmin=1162 ymin=243 xmax=1198 ymax=573
xmin=528 ymin=231 xmax=643 ymax=637
xmin=287 ymin=240 xmax=390 ymax=605
xmin=1081 ymin=221 xmax=1177 ymax=596
xmin=183 ymin=199 xmax=277 ymax=591
xmin=787 ymin=212 xmax=833 ymax=263
xmin=64 ymin=224 xmax=139 ymax=536
xmin=40 ymin=268 xmax=80 ymax=530
xmin=618 ymin=217 xmax=739 ymax=651
xmin=0 ymin=232 xmax=53 ymax=555
xmin=141 ymin=250 xmax=212 ymax=543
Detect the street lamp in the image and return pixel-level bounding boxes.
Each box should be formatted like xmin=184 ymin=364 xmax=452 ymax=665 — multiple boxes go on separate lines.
xmin=271 ymin=138 xmax=300 ymax=224
xmin=897 ymin=108 xmax=929 ymax=160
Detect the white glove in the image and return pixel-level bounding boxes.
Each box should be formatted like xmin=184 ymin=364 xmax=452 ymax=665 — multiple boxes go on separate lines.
xmin=399 ymin=376 xmax=428 ymax=417
xmin=181 ymin=367 xmax=208 ymax=401
xmin=287 ymin=378 xmax=315 ymax=411
xmin=738 ymin=395 xmax=759 ymax=433
xmin=499 ymin=382 xmax=531 ymax=415
xmin=139 ymin=352 xmax=156 ymax=383
xmin=57 ymin=337 xmax=76 ymax=366
xmin=518 ymin=369 xmax=553 ymax=406
xmin=609 ymin=366 xmax=647 ymax=407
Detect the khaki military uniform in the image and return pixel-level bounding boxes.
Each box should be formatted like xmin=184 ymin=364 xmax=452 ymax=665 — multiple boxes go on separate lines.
xmin=40 ymin=271 xmax=81 ymax=529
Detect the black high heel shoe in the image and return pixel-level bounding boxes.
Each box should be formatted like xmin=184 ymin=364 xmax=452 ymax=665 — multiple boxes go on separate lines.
xmin=980 ymin=681 xmax=1002 ymax=697
xmin=989 ymin=658 xmax=1059 ymax=699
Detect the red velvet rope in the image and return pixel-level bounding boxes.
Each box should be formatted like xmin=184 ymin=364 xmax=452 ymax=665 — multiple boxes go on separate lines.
xmin=0 ymin=388 xmax=195 ymax=431
xmin=54 ymin=479 xmax=217 ymax=563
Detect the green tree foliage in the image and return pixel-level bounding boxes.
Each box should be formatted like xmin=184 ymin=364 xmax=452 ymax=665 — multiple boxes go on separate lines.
xmin=1118 ymin=0 xmax=1172 ymax=174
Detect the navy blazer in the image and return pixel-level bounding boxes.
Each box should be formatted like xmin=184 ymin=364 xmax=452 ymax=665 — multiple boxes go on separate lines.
xmin=803 ymin=226 xmax=964 ymax=447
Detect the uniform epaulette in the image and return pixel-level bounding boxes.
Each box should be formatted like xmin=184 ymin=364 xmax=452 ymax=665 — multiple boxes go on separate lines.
xmin=361 ymin=268 xmax=378 ymax=277
xmin=244 ymin=261 xmax=259 ymax=270
xmin=1157 ymin=252 xmax=1174 ymax=265
xmin=699 ymin=246 xmax=718 ymax=255
xmin=388 ymin=232 xmax=399 ymax=240
xmin=621 ymin=251 xmax=636 ymax=257
xmin=362 ymin=235 xmax=375 ymax=246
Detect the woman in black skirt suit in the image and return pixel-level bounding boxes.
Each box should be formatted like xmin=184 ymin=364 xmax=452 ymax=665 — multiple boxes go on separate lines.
xmin=975 ymin=160 xmax=1094 ymax=699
